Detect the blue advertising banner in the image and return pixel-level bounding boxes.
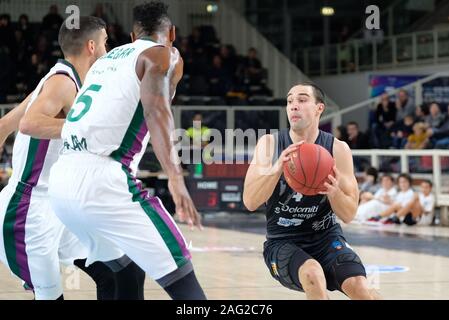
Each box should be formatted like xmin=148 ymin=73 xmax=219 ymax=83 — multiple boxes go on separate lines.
xmin=369 ymin=74 xmax=425 ymax=97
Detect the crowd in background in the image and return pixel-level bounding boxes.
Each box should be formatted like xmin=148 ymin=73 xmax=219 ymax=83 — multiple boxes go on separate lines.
xmin=0 ymin=4 xmax=272 ymax=104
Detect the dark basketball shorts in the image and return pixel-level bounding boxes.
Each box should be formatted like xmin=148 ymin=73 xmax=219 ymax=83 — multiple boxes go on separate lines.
xmin=263 ymin=224 xmax=366 ymax=292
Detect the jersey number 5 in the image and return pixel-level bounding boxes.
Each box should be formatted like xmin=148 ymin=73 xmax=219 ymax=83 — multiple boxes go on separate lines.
xmin=67 ymin=84 xmax=102 ymax=122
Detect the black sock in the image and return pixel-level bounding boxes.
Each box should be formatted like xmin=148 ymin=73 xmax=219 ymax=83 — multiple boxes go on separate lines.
xmin=114 ymin=261 xmax=146 ymax=300
xmin=74 ymin=259 xmax=116 ymax=300
xmin=163 ymin=271 xmax=206 ymax=300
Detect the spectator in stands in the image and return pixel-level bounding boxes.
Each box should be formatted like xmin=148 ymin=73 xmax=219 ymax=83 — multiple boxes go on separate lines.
xmin=207 ymin=54 xmax=231 ymax=96
xmin=0 ymin=44 xmax=14 ymax=102
xmin=186 ymin=113 xmax=211 ymax=148
xmin=178 ymin=37 xmax=193 ymax=74
xmin=356 ymin=175 xmax=397 ymax=222
xmin=17 ymin=14 xmax=30 ymax=32
xmin=188 ymin=26 xmax=205 ymax=57
xmin=359 ymin=166 xmax=380 ymax=195
xmin=41 ymin=4 xmax=63 ymax=32
xmin=415 ymin=180 xmax=435 ymax=226
xmin=0 ymin=14 xmax=15 ymax=54
xmin=92 ymin=3 xmax=109 ymax=24
xmin=405 ymin=122 xmax=429 ymax=149
xmin=371 ymin=93 xmax=396 ymax=148
xmin=186 ymin=113 xmax=212 ymax=178
xmin=395 ymin=89 xmax=415 ymax=122
xmin=414 ymin=104 xmax=427 ymax=123
xmin=390 ymin=114 xmax=414 ymax=149
xmin=0 ymin=144 xmax=11 ymax=189
xmin=376 ymin=93 xmax=397 ymax=127
xmin=0 ymin=144 xmax=10 ymax=165
xmin=369 ymin=173 xmax=415 ymax=224
xmin=334 ymin=125 xmax=348 ymax=142
xmin=425 ymin=102 xmax=445 ymax=129
xmin=25 ymin=43 xmax=51 ymax=93
xmin=242 ymin=47 xmax=264 ymax=84
xmin=220 ymin=44 xmax=239 ymax=82
xmin=427 ymin=104 xmax=449 ymax=148
xmin=106 ymin=23 xmax=127 ymax=50
xmin=346 ymin=121 xmax=370 ymax=149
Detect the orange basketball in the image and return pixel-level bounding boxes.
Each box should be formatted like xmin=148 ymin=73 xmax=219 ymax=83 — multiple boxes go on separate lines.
xmin=283 ymin=143 xmax=335 ymax=196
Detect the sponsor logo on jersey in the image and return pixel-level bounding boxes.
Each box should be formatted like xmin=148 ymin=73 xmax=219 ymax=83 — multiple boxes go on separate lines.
xmin=274 ymin=203 xmax=319 ymax=215
xmin=277 ymin=217 xmax=304 ymax=227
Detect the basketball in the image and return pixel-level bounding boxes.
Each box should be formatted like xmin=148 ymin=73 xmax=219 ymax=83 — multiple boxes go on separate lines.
xmin=283 ymin=143 xmax=335 ymax=196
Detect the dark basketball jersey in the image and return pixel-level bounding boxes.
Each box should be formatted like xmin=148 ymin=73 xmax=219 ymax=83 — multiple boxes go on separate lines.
xmin=265 ymin=128 xmax=337 ymax=239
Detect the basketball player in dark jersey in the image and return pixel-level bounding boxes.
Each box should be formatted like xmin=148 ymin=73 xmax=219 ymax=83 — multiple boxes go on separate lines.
xmin=243 ymin=82 xmax=380 ymax=299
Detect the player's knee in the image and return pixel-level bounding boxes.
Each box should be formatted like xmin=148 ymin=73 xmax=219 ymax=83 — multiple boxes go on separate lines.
xmin=342 ymin=275 xmax=367 ymax=291
xmin=299 ymin=259 xmax=325 ymax=286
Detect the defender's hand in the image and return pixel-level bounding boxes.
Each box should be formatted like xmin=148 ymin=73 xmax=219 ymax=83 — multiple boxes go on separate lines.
xmin=168 ymin=176 xmax=203 ymax=230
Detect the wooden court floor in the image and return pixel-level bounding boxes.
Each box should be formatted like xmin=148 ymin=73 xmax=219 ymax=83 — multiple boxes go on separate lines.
xmin=1 ymin=221 xmax=449 ymax=300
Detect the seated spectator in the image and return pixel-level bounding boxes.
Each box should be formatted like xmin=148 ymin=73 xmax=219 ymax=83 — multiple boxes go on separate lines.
xmin=356 ymin=175 xmax=397 ymax=221
xmin=220 ymin=44 xmax=239 ymax=82
xmin=425 ymin=102 xmax=445 ymax=129
xmin=359 ymin=166 xmax=380 ymax=195
xmin=414 ymin=104 xmax=427 ymax=123
xmin=395 ymin=89 xmax=415 ymax=122
xmin=371 ymin=93 xmax=396 ymax=148
xmin=0 ymin=145 xmax=11 ymax=189
xmin=242 ymin=47 xmax=264 ymax=84
xmin=188 ymin=26 xmax=205 ymax=57
xmin=92 ymin=3 xmax=109 ymax=24
xmin=334 ymin=125 xmax=348 ymax=142
xmin=415 ymin=180 xmax=435 ymax=226
xmin=377 ymin=93 xmax=396 ymax=126
xmin=390 ymin=114 xmax=414 ymax=149
xmin=41 ymin=4 xmax=63 ymax=32
xmin=206 ymin=54 xmax=231 ymax=96
xmin=346 ymin=121 xmax=370 ymax=149
xmin=106 ymin=23 xmax=127 ymax=50
xmin=428 ymin=104 xmax=449 ymax=148
xmin=405 ymin=122 xmax=429 ymax=149
xmin=369 ymin=173 xmax=415 ymax=224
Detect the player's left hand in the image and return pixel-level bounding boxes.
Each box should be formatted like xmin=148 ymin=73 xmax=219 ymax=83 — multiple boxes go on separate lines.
xmin=318 ymin=165 xmax=341 ymax=199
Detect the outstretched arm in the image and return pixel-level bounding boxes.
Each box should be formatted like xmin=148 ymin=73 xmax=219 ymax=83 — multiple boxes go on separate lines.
xmin=0 ymin=91 xmax=33 ymax=146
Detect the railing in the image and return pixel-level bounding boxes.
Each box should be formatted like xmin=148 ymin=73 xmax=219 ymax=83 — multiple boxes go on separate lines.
xmin=320 ymin=72 xmax=449 ymax=129
xmin=352 ymin=149 xmax=449 ymax=208
xmin=297 ymin=27 xmax=449 ymax=76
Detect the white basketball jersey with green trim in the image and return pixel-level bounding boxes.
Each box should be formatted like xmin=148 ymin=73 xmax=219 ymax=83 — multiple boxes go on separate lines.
xmin=61 ymin=39 xmax=162 ymax=174
xmin=10 ymin=60 xmax=81 ymax=193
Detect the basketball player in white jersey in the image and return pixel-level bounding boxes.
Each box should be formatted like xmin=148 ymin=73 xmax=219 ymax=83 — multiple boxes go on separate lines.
xmin=48 ymin=2 xmax=205 ymax=299
xmin=0 ymin=16 xmax=144 ymax=300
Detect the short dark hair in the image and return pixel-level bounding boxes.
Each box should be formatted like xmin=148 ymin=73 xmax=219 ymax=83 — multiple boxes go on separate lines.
xmin=58 ymin=16 xmax=106 ymax=56
xmin=133 ymin=1 xmax=171 ymax=35
xmin=398 ymin=173 xmax=412 ymax=185
xmin=381 ymin=174 xmax=395 ymax=183
xmin=421 ymin=179 xmax=432 ymax=188
xmin=347 ymin=121 xmax=359 ymax=128
xmin=294 ymin=81 xmax=325 ymax=105
xmin=365 ymin=167 xmax=378 ymax=183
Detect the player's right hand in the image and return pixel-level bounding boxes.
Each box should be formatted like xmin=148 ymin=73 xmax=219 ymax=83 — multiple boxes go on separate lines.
xmin=275 ymin=141 xmax=304 ymax=173
xmin=168 ymin=176 xmax=203 ymax=230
